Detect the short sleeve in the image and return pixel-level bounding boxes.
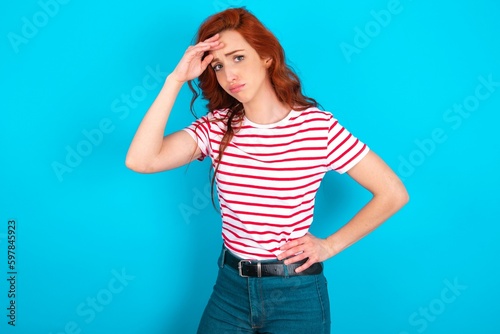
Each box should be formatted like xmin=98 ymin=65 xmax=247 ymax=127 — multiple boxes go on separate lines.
xmin=182 ymin=114 xmax=211 ymax=161
xmin=326 ymin=115 xmax=369 ymax=173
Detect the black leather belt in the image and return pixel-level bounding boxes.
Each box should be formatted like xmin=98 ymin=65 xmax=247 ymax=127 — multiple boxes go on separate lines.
xmin=223 ymin=248 xmax=323 ymax=278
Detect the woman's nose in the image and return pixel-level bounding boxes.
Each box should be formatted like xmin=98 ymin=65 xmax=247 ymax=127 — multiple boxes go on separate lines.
xmin=225 ymin=66 xmax=238 ymax=83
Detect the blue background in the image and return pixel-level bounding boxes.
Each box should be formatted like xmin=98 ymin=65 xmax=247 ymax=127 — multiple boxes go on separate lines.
xmin=1 ymin=0 xmax=499 ymax=333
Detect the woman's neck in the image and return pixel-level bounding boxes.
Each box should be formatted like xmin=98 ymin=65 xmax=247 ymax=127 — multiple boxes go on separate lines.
xmin=242 ymin=80 xmax=291 ymax=125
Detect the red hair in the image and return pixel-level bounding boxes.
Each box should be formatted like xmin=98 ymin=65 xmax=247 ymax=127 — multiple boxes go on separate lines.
xmin=187 ymin=7 xmax=319 ymax=207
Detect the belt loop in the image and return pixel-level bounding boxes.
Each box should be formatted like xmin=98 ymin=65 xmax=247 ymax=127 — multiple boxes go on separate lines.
xmin=257 ymin=262 xmax=262 ymax=278
xmin=220 ymin=245 xmax=227 ymax=268
xmin=283 ymin=262 xmax=290 ymax=278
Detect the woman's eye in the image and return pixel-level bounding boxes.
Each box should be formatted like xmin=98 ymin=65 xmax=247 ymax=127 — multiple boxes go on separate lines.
xmin=213 ymin=64 xmax=222 ymax=71
xmin=235 ymin=55 xmax=244 ymax=62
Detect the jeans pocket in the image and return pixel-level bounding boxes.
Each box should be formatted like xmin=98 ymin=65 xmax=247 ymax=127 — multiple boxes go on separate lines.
xmin=315 ymin=273 xmax=331 ymax=326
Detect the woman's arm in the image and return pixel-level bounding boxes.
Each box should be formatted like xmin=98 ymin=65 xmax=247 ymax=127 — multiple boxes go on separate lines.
xmin=125 ymin=34 xmax=223 ymax=173
xmin=125 ymin=76 xmax=193 ymax=173
xmin=278 ymin=150 xmax=409 ymax=272
xmin=326 ymin=150 xmax=409 ymax=254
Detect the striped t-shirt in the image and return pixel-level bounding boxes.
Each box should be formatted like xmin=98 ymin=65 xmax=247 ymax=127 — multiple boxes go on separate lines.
xmin=183 ymin=107 xmax=369 ymax=260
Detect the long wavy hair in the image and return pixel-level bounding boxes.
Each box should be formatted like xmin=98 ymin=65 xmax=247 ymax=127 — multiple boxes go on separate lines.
xmin=187 ymin=7 xmax=319 ymax=209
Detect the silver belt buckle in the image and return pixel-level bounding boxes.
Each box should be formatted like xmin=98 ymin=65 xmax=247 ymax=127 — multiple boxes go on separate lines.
xmin=238 ymin=260 xmax=252 ymax=277
xmin=238 ymin=260 xmax=263 ymax=278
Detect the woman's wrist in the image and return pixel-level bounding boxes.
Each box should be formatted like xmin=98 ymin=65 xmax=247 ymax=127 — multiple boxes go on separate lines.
xmin=165 ymin=73 xmax=186 ymax=88
xmin=326 ymin=233 xmax=344 ymax=258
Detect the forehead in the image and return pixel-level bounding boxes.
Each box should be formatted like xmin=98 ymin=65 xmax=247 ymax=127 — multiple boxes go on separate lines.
xmin=209 ymin=30 xmax=254 ymax=57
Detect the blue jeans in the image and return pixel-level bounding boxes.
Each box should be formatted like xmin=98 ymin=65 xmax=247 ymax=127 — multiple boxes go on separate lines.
xmin=197 ymin=247 xmax=331 ymax=334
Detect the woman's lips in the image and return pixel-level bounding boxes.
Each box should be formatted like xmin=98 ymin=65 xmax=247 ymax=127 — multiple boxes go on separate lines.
xmin=229 ymin=84 xmax=245 ymax=93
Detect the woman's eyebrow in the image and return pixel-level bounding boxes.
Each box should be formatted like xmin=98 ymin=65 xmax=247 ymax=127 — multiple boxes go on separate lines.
xmin=211 ymin=49 xmax=245 ymax=63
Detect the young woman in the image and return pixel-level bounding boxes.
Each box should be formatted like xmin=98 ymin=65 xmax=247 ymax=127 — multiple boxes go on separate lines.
xmin=126 ymin=7 xmax=409 ymax=334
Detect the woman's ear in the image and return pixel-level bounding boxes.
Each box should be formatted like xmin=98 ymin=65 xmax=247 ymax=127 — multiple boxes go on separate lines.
xmin=264 ymin=57 xmax=273 ymax=68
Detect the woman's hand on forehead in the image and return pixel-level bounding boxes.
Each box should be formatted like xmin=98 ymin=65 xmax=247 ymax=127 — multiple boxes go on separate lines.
xmin=170 ymin=33 xmax=225 ymax=83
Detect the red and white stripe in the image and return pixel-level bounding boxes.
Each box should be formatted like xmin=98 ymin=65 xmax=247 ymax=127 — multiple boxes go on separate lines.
xmin=184 ymin=107 xmax=369 ymax=259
